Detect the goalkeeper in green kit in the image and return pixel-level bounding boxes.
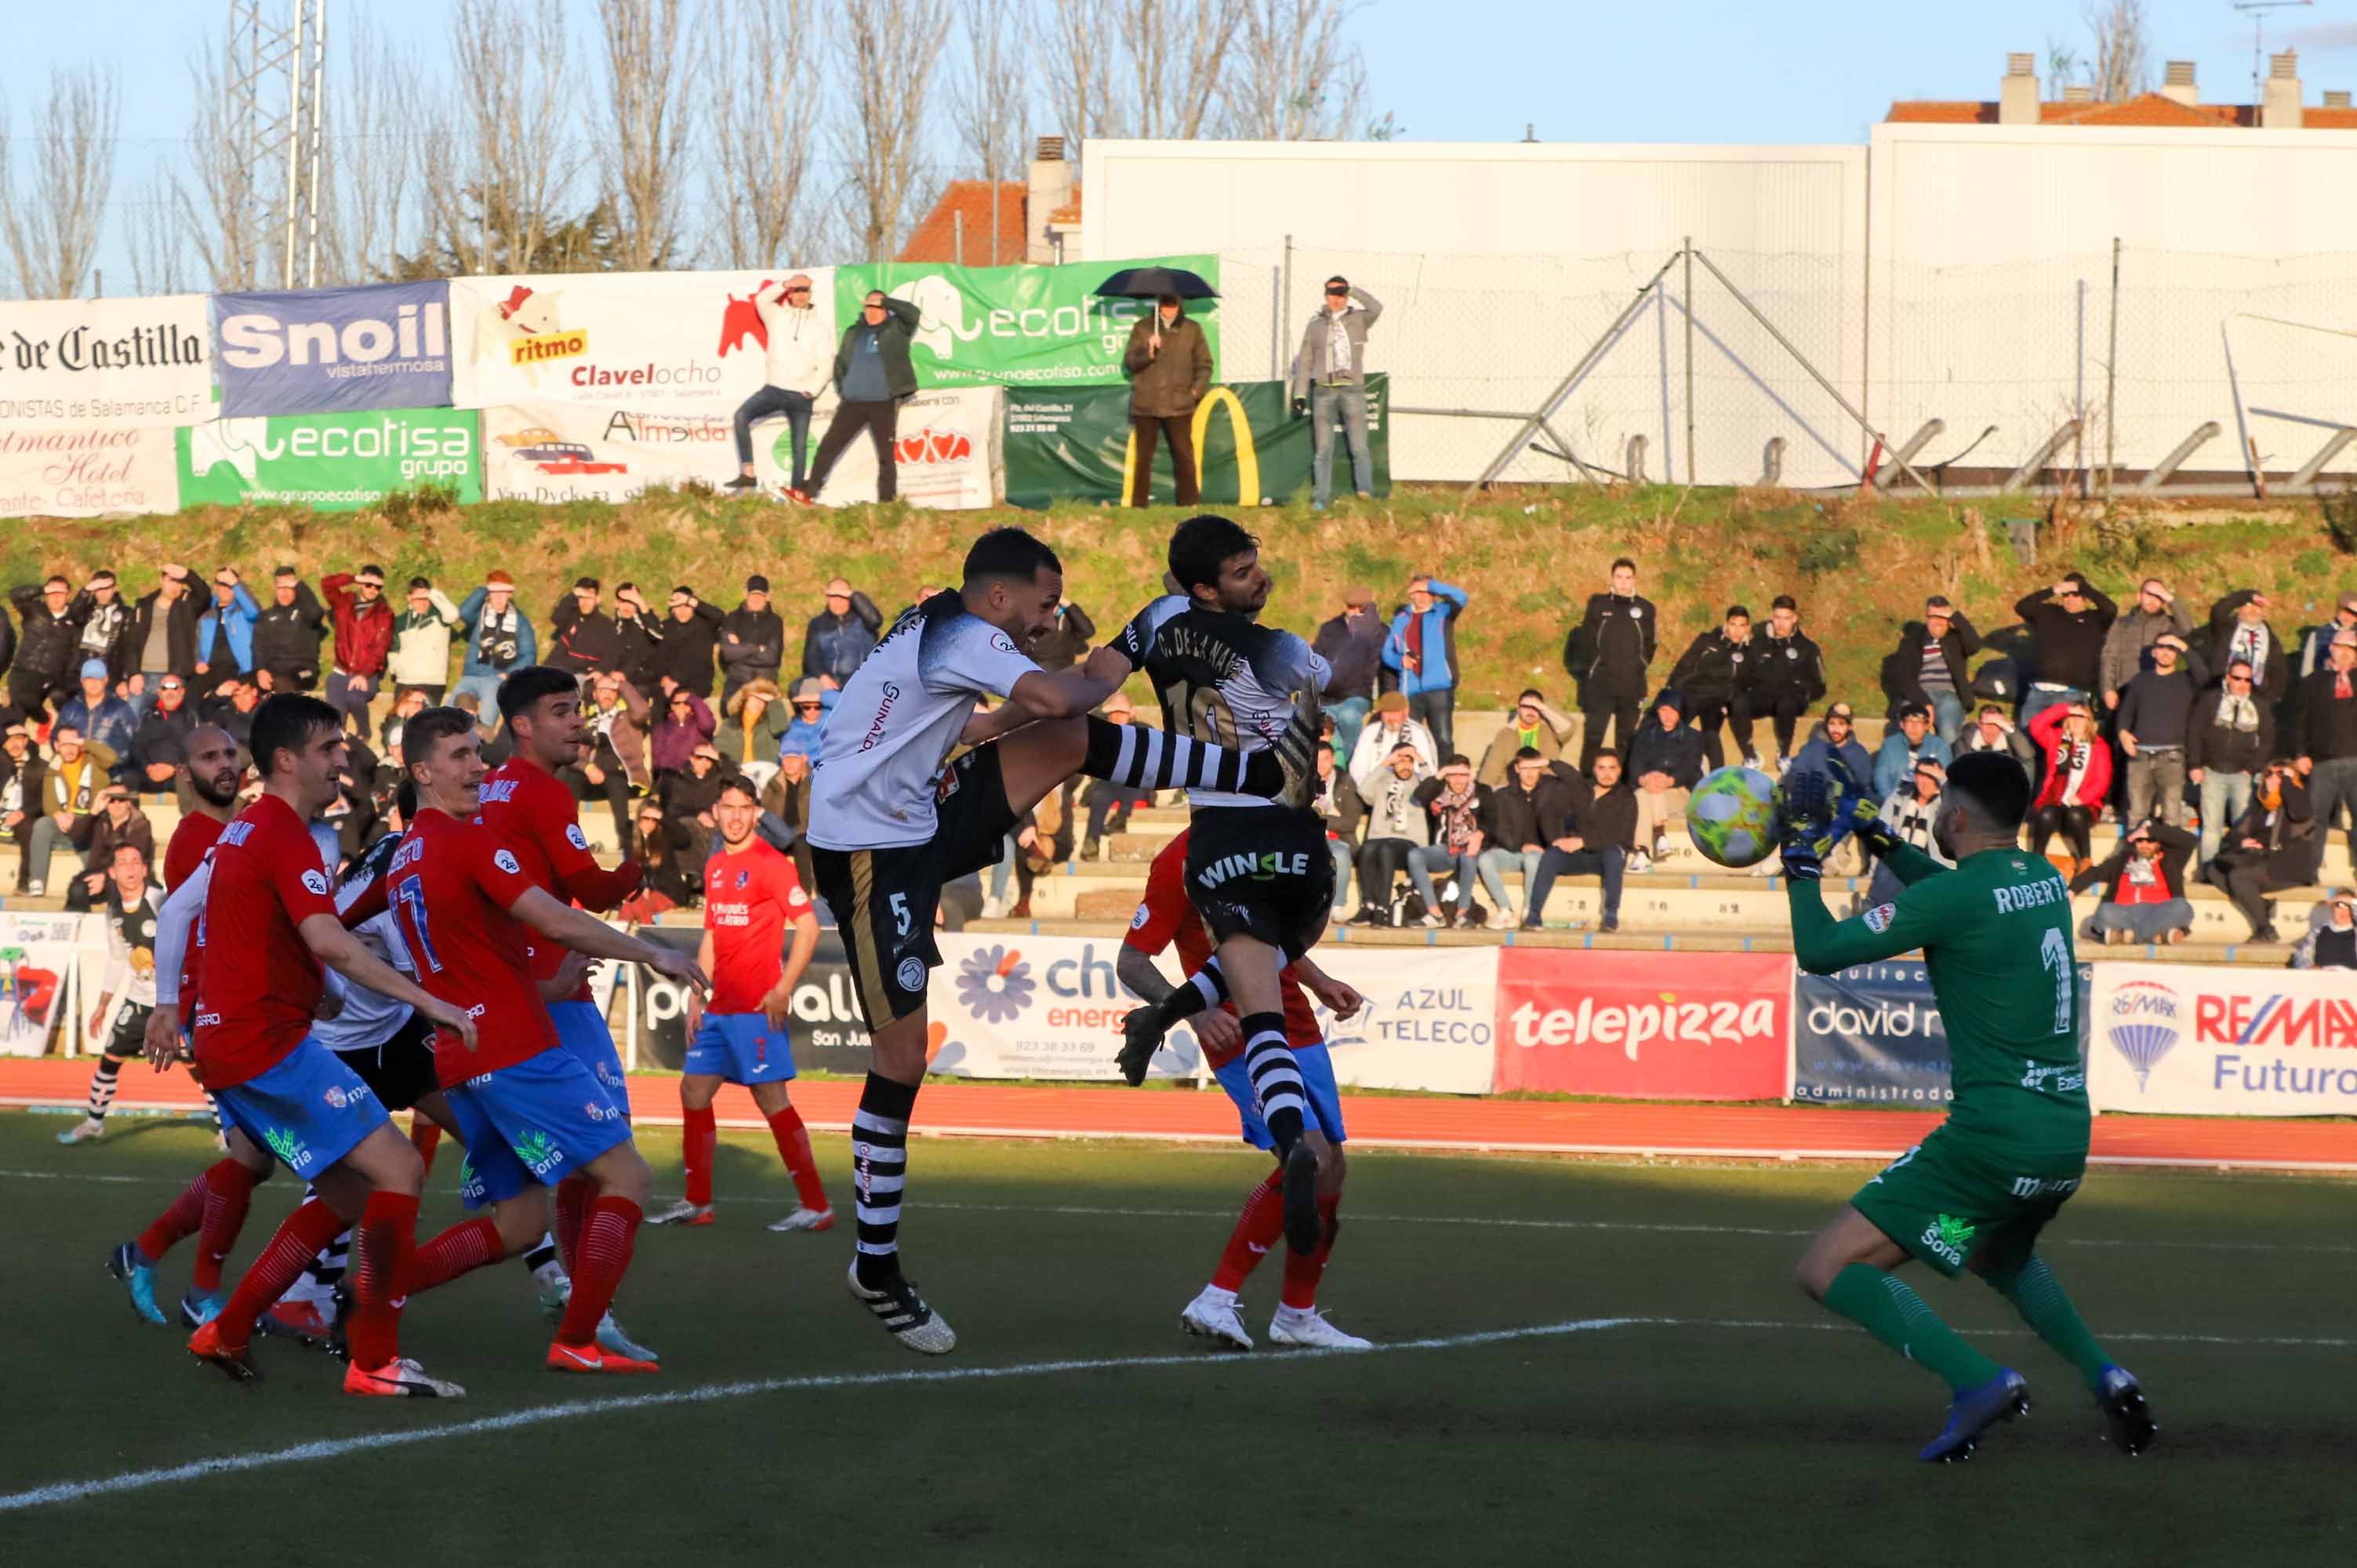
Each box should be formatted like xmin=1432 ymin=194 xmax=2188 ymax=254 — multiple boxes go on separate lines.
xmin=1781 ymin=750 xmax=2156 ymax=1462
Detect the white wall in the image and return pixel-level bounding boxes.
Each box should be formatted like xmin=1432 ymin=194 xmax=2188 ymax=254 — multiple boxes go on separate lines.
xmin=1084 ymin=140 xmax=1869 ymax=486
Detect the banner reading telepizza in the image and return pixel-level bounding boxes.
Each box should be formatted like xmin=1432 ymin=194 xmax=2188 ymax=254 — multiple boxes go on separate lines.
xmin=478 ymin=387 xmax=1001 ymax=509
xmin=1493 ymin=947 xmax=1792 ymax=1100
xmin=176 ymin=408 xmax=481 ymax=512
xmin=213 ymin=281 xmax=452 ymax=416
xmin=0 ymin=294 xmax=211 ymax=433
xmin=2087 ymin=960 xmax=2357 ymax=1116
xmin=1309 ymin=944 xmax=1496 ymax=1094
xmin=834 ymin=255 xmax=1220 ymax=389
xmin=0 ymin=426 xmax=180 ymax=519
xmin=450 ymin=268 xmax=837 ymax=414
xmin=1001 ymin=373 xmax=1389 ymax=507
xmin=632 ymin=924 xmax=873 ymax=1076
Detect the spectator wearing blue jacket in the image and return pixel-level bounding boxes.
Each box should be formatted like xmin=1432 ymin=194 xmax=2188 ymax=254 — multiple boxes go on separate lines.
xmin=193 ymin=568 xmax=260 ymax=699
xmin=1793 ymin=701 xmax=1875 ymax=783
xmin=454 ymin=571 xmax=538 ymax=713
xmin=56 ymin=659 xmax=138 ymax=776
xmin=779 ymin=675 xmax=837 ymax=764
xmin=1872 ymin=699 xmax=1954 ymax=800
xmin=1381 ymin=574 xmax=1469 ymax=757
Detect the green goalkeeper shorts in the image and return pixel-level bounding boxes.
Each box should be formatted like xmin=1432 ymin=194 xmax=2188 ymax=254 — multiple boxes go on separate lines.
xmin=1850 ymin=1126 xmax=2089 ymax=1279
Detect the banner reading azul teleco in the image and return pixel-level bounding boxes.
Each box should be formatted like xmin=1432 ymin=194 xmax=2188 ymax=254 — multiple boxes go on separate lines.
xmin=834 ymin=255 xmax=1221 ymax=388
xmin=2087 ymin=960 xmax=2357 ymax=1116
xmin=1492 ymin=948 xmax=1792 ymax=1100
xmin=0 ymin=295 xmax=212 ymax=434
xmin=213 ymin=281 xmax=452 ymax=417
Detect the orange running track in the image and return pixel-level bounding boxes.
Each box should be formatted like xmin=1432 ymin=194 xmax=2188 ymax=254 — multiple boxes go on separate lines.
xmin=6 ymin=1058 xmax=2355 ymax=1172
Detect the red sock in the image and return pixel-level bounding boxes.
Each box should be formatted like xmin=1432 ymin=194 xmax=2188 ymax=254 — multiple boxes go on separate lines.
xmin=557 ymin=1196 xmax=642 ymax=1347
xmin=765 ymin=1105 xmax=827 ymax=1211
xmin=410 ymin=1118 xmax=443 ymax=1178
xmin=345 ymin=1191 xmax=419 ymax=1372
xmin=194 ymin=1160 xmax=263 ymax=1294
xmin=1210 ymin=1173 xmax=1285 ymax=1293
xmin=554 ymin=1174 xmax=591 ymax=1272
xmin=136 ymin=1167 xmax=213 ymax=1264
xmin=216 ymin=1199 xmax=343 ymax=1348
xmin=1280 ymin=1195 xmax=1342 ymax=1310
xmin=403 ymin=1215 xmax=502 ymax=1298
xmin=683 ymin=1105 xmax=717 ymax=1207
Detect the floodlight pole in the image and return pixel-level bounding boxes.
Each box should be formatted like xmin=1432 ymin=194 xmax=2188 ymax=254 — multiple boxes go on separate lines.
xmin=1683 ymin=238 xmax=1695 ymax=485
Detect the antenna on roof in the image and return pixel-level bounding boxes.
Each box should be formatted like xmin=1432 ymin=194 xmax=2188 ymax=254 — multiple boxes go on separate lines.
xmin=2234 ymin=1 xmax=2313 ymax=106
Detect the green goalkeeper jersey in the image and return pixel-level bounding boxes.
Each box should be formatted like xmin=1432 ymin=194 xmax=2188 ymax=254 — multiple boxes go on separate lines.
xmin=1789 ymin=844 xmax=2090 ymax=1157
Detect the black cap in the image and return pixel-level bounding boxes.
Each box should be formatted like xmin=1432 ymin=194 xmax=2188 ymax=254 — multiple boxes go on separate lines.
xmin=746 ymin=574 xmax=771 ymax=594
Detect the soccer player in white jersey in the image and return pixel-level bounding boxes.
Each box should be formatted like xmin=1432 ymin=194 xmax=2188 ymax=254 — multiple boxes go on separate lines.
xmin=807 ymin=526 xmax=1305 ymax=1354
xmin=1104 ymin=514 xmax=1336 ymax=1258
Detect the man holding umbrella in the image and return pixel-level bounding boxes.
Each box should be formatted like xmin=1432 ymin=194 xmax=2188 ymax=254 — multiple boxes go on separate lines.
xmin=1102 ymin=265 xmax=1218 ymax=508
xmin=1291 ymin=276 xmax=1382 ymax=508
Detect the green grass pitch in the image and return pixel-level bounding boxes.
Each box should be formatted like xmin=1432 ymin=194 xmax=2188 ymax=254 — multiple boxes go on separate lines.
xmin=0 ymin=1111 xmax=2350 ymax=1563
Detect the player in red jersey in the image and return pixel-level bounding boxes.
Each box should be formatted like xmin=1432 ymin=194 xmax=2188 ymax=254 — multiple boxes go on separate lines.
xmin=391 ymin=706 xmax=708 ymax=1374
xmin=1117 ymin=827 xmax=1374 ymax=1352
xmin=650 ymin=776 xmax=826 ymax=1229
xmin=145 ymin=695 xmax=483 ymax=1396
xmin=470 ymin=666 xmax=656 ymax=1354
xmin=106 ymin=724 xmax=267 ymax=1327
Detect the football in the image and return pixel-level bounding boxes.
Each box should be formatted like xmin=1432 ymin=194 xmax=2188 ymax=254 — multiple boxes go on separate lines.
xmin=1685 ymin=765 xmax=1780 ymax=869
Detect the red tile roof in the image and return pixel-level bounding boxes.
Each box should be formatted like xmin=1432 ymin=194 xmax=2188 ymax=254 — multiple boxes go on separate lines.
xmin=897 ymin=179 xmax=1085 ymax=266
xmin=1887 ymin=92 xmax=2287 ymax=128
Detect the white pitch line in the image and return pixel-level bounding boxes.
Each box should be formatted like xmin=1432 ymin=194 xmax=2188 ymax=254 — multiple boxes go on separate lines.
xmin=5 ymin=1313 xmax=2352 ymax=1515
xmin=3 ymin=1167 xmax=2352 ymax=1256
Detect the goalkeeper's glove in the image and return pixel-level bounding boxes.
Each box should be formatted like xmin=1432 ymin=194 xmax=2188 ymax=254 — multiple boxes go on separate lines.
xmin=1846 ymin=793 xmax=1903 ymax=859
xmin=1780 ymin=832 xmax=1826 ymax=882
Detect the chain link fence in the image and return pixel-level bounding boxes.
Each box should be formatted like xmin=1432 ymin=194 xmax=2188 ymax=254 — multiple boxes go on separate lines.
xmin=1216 ymin=240 xmax=2357 ymax=494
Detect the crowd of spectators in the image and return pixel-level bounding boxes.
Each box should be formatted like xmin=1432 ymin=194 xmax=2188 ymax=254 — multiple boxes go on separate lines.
xmin=4 ymin=552 xmax=2355 ymax=960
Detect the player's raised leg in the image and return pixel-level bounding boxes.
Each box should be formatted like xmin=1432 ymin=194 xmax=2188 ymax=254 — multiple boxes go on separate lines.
xmin=1970 ymin=1247 xmax=2155 ymax=1455
xmin=112 ymin=1130 xmax=271 ymax=1327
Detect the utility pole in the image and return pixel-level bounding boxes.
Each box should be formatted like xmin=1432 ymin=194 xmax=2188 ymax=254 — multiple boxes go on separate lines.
xmin=229 ymin=0 xmax=329 ymax=291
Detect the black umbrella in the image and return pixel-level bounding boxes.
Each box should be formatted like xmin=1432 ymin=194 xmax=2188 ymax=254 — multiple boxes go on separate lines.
xmin=1095 ymin=266 xmax=1218 ymax=301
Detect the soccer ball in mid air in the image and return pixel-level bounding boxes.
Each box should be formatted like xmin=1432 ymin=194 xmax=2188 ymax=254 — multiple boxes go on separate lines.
xmin=1684 ymin=766 xmax=1780 ymax=869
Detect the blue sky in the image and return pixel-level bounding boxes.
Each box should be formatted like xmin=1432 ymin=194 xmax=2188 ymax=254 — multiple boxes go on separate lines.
xmin=9 ymin=0 xmax=2357 ymax=290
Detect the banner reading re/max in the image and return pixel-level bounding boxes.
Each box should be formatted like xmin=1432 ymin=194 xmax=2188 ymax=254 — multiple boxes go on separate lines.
xmin=1001 ymin=373 xmax=1389 ymax=508
xmin=835 ymin=255 xmax=1221 ymax=389
xmin=2087 ymin=960 xmax=2357 ymax=1116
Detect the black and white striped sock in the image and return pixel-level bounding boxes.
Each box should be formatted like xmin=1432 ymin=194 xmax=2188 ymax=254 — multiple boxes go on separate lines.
xmin=85 ymin=1057 xmax=122 ymax=1123
xmin=1240 ymin=1014 xmax=1306 ymax=1152
xmin=522 ymin=1232 xmax=562 ymax=1287
xmin=302 ymin=1214 xmax=353 ymax=1296
xmin=1085 ymin=715 xmax=1276 ymax=794
xmin=204 ymin=1091 xmax=223 ymax=1134
xmin=852 ymin=1072 xmax=920 ymax=1287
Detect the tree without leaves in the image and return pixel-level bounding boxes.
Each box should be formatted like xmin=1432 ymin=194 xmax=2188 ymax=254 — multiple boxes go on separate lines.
xmin=830 ymin=0 xmax=953 ymax=261
xmin=0 ymin=63 xmax=122 ymax=300
xmin=2085 ymin=0 xmax=2151 ymax=103
xmin=1044 ymin=0 xmax=1244 ymax=143
xmin=426 ymin=0 xmax=583 ymax=275
xmin=948 ymin=0 xmax=1029 ymax=264
xmin=318 ymin=21 xmax=426 ymax=286
xmin=1223 ymin=0 xmax=1366 ymax=140
xmin=700 ymin=0 xmax=823 ymax=267
xmin=597 ymin=0 xmax=695 ymax=271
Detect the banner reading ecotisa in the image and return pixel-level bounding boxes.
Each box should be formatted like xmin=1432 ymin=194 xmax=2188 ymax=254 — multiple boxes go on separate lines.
xmin=1002 ymin=374 xmax=1389 ymax=508
xmin=833 ymin=256 xmax=1219 ymax=389
xmin=213 ymin=281 xmax=452 ymax=417
xmin=176 ymin=408 xmax=481 ymax=511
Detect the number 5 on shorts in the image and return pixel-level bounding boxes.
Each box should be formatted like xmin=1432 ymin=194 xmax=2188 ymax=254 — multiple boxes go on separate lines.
xmin=891 ymin=892 xmax=912 ymax=937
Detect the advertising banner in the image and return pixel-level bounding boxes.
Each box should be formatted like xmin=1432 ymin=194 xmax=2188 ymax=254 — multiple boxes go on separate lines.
xmin=927 ymin=932 xmax=1193 ymax=1083
xmin=1794 ymin=959 xmax=2094 ymax=1106
xmin=214 ymin=281 xmax=452 ymax=416
xmin=1493 ymin=948 xmax=1792 ymax=1101
xmin=176 ymin=408 xmax=481 ymax=511
xmin=0 ymin=295 xmax=211 ymax=433
xmin=0 ymin=912 xmax=80 ymax=1057
xmin=834 ymin=255 xmax=1220 ymax=389
xmin=1309 ymin=944 xmax=1496 ymax=1094
xmin=1002 ymin=373 xmax=1389 ymax=507
xmin=0 ymin=426 xmax=179 ymax=518
xmin=478 ymin=386 xmax=1001 ymax=509
xmin=631 ymin=924 xmax=873 ymax=1076
xmin=2087 ymin=960 xmax=2357 ymax=1116
xmin=450 ymin=268 xmax=837 ymax=414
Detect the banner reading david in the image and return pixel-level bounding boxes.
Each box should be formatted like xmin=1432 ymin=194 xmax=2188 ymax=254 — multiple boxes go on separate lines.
xmin=835 ymin=255 xmax=1220 ymax=389
xmin=214 ymin=281 xmax=452 ymax=417
xmin=451 ymin=268 xmax=837 ymax=414
xmin=2088 ymin=960 xmax=2357 ymax=1116
xmin=0 ymin=294 xmax=210 ymax=433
